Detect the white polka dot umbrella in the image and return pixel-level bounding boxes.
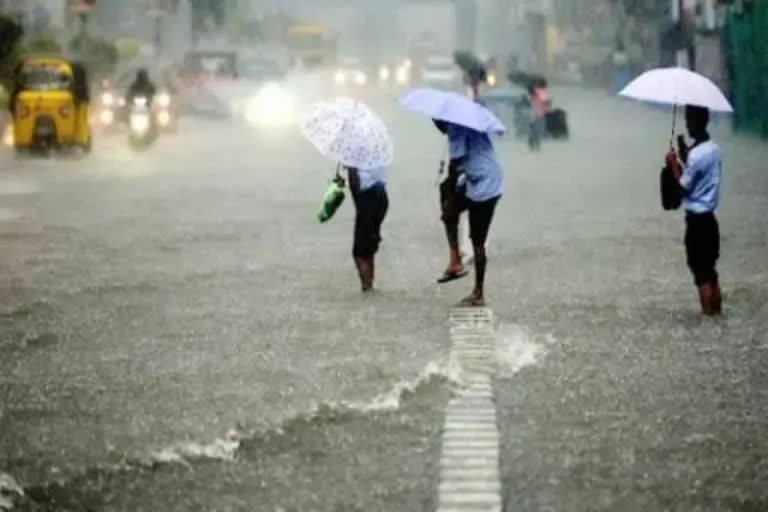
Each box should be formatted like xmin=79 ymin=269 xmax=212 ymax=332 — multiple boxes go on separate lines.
xmin=300 ymin=97 xmax=394 ymax=170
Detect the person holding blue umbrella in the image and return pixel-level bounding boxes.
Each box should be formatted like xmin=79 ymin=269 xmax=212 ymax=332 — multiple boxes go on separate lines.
xmin=401 ymin=88 xmax=506 ymax=307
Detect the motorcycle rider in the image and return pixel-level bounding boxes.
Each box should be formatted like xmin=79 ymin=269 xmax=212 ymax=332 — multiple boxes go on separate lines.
xmin=126 ymin=69 xmax=157 ymax=106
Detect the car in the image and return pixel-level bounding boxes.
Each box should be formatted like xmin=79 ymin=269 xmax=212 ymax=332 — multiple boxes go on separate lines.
xmin=333 ymin=56 xmax=369 ymax=87
xmin=97 ymin=66 xmax=180 ymax=133
xmin=375 ymin=58 xmax=413 ymax=88
xmin=239 ymin=57 xmax=285 ymax=84
xmin=179 ymin=50 xmax=238 ymax=85
xmin=233 ymin=58 xmax=296 ymax=127
xmin=420 ymin=55 xmax=460 ymax=88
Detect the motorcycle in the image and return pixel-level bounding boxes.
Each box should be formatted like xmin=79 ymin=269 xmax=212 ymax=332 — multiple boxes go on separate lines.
xmin=128 ymin=96 xmax=157 ymax=150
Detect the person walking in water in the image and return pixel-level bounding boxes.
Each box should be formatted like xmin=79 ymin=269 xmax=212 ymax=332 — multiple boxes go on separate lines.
xmin=460 ymin=64 xmax=490 ymax=265
xmin=435 ymin=120 xmax=503 ymax=307
xmin=345 ymin=165 xmax=389 ymax=292
xmin=528 ymin=80 xmax=549 ymax=151
xmin=665 ymin=105 xmax=723 ymax=316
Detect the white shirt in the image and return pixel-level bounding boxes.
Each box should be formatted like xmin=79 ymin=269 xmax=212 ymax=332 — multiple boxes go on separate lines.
xmin=356 ymin=166 xmax=387 ymax=191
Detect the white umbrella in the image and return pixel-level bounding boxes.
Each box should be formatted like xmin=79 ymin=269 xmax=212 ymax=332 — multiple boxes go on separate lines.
xmin=619 ymin=67 xmax=733 ymax=113
xmin=619 ymin=67 xmax=733 ymax=143
xmin=300 ymin=97 xmax=394 ymax=170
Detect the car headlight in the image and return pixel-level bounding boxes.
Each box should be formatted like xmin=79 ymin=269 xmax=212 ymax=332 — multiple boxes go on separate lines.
xmin=379 ymin=66 xmax=390 ymax=82
xmin=3 ymin=124 xmax=13 ymax=146
xmin=156 ymin=110 xmax=171 ymax=127
xmin=100 ymin=109 xmax=114 ymax=125
xmin=395 ymin=66 xmax=409 ymax=85
xmin=130 ymin=113 xmax=150 ymax=133
xmin=354 ymin=71 xmax=367 ymax=86
xmin=157 ymin=93 xmax=171 ymax=108
xmin=334 ymin=70 xmax=346 ymax=85
xmin=101 ymin=92 xmax=114 ymax=106
xmin=246 ymin=83 xmax=295 ymax=126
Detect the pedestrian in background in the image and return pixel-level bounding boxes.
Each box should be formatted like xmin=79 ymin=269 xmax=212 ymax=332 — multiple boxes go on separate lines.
xmin=665 ymin=105 xmax=723 ymax=316
xmin=528 ymin=80 xmax=549 ymax=151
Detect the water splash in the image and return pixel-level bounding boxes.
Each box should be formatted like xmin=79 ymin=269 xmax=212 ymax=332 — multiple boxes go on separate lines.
xmin=495 ymin=323 xmax=548 ymax=379
xmin=0 ymin=473 xmax=24 ymax=511
xmin=146 ymin=359 xmax=459 ymax=466
xmin=148 ymin=430 xmax=242 ymax=467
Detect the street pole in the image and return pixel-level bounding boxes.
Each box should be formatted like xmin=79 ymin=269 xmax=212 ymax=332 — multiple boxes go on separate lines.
xmin=147 ymin=3 xmax=168 ymax=57
xmin=155 ymin=16 xmax=162 ymax=55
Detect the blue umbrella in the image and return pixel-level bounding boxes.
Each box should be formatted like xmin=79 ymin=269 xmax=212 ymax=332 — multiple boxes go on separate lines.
xmin=399 ymin=88 xmax=506 ymax=135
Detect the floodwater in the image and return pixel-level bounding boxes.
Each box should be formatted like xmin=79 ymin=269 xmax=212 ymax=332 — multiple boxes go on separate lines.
xmin=1 ymin=78 xmax=766 ymax=511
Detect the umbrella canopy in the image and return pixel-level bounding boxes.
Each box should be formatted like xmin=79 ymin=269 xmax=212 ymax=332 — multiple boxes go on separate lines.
xmin=300 ymin=98 xmax=394 ymax=170
xmin=619 ymin=67 xmax=733 ymax=113
xmin=399 ymin=88 xmax=506 ymax=135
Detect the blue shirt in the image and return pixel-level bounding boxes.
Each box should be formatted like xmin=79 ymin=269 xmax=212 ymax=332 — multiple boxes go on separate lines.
xmin=356 ymin=166 xmax=387 ymax=191
xmin=680 ymin=140 xmax=721 ymax=213
xmin=447 ymin=124 xmax=503 ymax=202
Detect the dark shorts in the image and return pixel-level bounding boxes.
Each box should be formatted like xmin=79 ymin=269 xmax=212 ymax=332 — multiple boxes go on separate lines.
xmin=352 ymin=185 xmax=389 ymax=258
xmin=685 ymin=212 xmax=720 ymax=286
xmin=439 ymin=169 xmax=467 ymax=223
xmin=468 ymin=196 xmax=499 ymax=245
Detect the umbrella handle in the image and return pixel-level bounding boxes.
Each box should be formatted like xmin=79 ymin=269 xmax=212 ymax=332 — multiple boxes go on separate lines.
xmin=669 ymin=104 xmax=677 ymax=149
xmin=435 ymin=159 xmax=445 ymax=186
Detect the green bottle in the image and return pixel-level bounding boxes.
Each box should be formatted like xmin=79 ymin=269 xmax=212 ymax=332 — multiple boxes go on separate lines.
xmin=318 ymin=175 xmax=346 ymax=223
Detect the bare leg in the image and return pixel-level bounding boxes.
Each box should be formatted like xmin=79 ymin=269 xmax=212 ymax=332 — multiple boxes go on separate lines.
xmin=698 ymin=283 xmax=721 ymax=316
xmin=713 ymin=284 xmax=722 ymax=315
xmin=354 ymin=257 xmax=374 ymax=292
xmin=462 ymin=215 xmax=489 ymax=265
xmin=472 ymin=241 xmax=487 ymax=302
xmin=444 ymin=214 xmax=464 ymax=274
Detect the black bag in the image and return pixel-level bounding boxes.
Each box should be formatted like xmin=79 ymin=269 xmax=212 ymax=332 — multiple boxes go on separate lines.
xmin=546 ymin=109 xmax=569 ymax=138
xmin=660 ymin=166 xmax=683 ymax=210
xmin=660 ymin=135 xmax=696 ymax=211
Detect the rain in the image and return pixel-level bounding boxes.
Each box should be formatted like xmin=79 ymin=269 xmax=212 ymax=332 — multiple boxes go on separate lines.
xmin=1 ymin=0 xmax=767 ymax=510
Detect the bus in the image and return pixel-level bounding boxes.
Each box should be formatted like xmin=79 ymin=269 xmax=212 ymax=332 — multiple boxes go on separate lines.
xmin=285 ymin=24 xmax=337 ymax=69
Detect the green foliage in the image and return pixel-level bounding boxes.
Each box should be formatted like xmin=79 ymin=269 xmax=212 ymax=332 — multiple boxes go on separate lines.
xmin=24 ymin=36 xmax=63 ymax=56
xmin=723 ymin=1 xmax=768 ymax=137
xmin=0 ymin=85 xmax=8 ymax=110
xmin=0 ymin=16 xmax=23 ymax=93
xmin=68 ymin=35 xmax=119 ymax=79
xmin=115 ymin=38 xmax=140 ymax=60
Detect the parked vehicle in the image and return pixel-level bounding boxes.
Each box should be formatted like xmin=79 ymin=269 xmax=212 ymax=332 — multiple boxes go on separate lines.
xmin=420 ymin=55 xmax=460 ymax=89
xmin=10 ymin=57 xmax=91 ymax=156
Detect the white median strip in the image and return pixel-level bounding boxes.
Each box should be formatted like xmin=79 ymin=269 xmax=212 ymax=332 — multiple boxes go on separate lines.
xmin=437 ymin=307 xmax=502 ymax=512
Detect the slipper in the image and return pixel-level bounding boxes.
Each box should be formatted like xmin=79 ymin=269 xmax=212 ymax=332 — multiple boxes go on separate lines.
xmin=458 ymin=295 xmax=486 ymax=307
xmin=437 ymin=269 xmax=469 ymax=284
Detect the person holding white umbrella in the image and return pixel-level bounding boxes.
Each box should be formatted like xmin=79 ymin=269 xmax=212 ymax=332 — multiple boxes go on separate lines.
xmin=665 ymin=105 xmax=722 ymax=316
xmin=619 ymin=67 xmax=731 ymax=316
xmin=301 ymin=97 xmax=393 ymax=292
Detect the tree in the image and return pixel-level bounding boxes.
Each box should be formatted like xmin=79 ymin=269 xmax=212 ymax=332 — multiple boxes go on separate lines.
xmin=0 ymin=16 xmax=23 ymax=61
xmin=0 ymin=16 xmax=23 ymax=94
xmin=68 ymin=35 xmax=118 ymax=79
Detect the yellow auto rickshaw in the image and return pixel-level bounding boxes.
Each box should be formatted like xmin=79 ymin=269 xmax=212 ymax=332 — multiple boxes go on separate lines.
xmin=10 ymin=57 xmax=91 ymax=155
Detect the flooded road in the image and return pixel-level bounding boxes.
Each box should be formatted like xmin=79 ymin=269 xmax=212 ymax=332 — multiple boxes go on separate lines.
xmin=1 ymin=85 xmax=767 ymax=510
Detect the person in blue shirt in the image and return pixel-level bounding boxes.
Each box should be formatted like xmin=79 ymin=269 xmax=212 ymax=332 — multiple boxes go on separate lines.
xmin=665 ymin=105 xmax=722 ymax=316
xmin=435 ymin=120 xmax=503 ymax=307
xmin=345 ymin=165 xmax=389 ymax=292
